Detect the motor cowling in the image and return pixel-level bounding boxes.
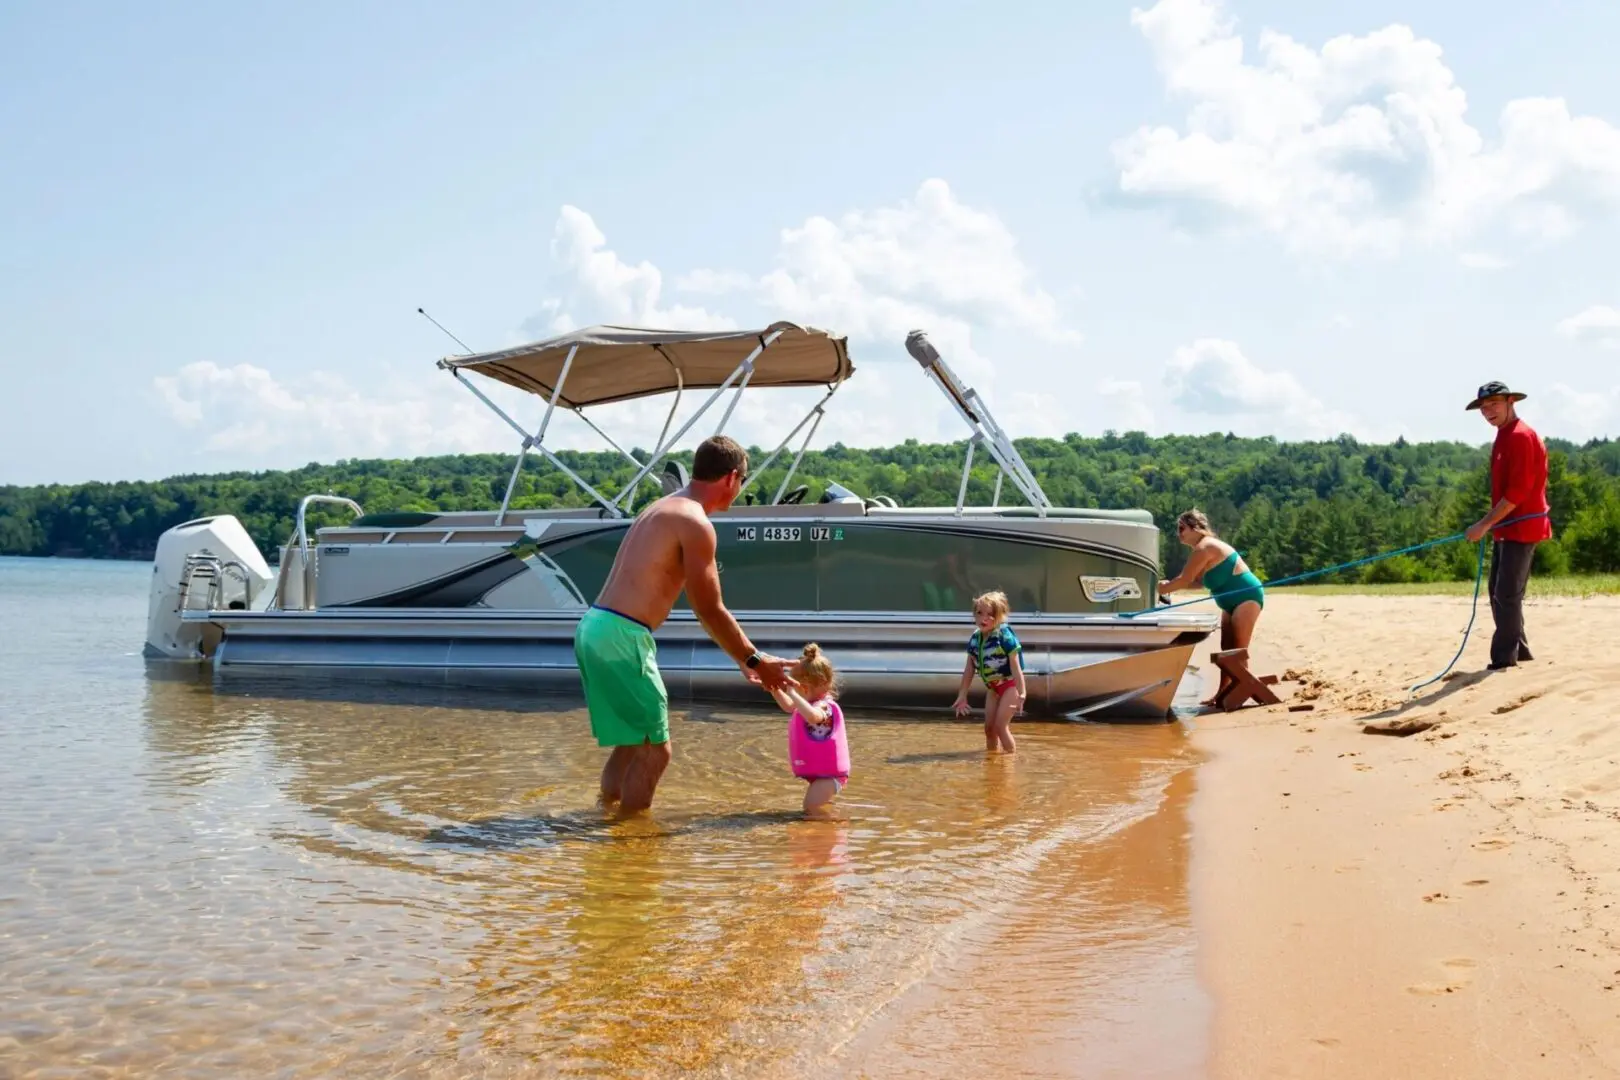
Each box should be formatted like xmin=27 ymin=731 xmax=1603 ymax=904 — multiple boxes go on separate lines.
xmin=143 ymin=515 xmax=273 ymax=659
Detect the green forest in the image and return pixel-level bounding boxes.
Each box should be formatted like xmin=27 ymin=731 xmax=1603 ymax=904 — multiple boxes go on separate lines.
xmin=4 ymin=431 xmax=1620 ymax=582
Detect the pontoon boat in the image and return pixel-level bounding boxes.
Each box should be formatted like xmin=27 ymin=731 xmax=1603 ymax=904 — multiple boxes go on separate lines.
xmin=142 ymin=324 xmax=1217 ymax=719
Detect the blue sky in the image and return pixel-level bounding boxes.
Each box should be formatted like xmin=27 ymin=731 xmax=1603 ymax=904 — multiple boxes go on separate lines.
xmin=5 ymin=0 xmax=1620 ymax=485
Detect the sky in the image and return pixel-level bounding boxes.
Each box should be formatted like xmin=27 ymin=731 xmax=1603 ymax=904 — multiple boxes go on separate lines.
xmin=4 ymin=0 xmax=1620 ymax=486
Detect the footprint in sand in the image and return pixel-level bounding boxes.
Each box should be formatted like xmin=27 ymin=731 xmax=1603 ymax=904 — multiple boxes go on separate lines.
xmin=1493 ymin=692 xmax=1544 ymax=715
xmin=1310 ymin=1037 xmax=1342 ymax=1048
xmin=1463 ymin=879 xmax=1490 ymax=886
xmin=1363 ymin=715 xmax=1437 ymax=737
xmin=1474 ymin=837 xmax=1513 ymax=851
xmin=1407 ymin=958 xmax=1478 ymax=996
xmin=1407 ymin=982 xmax=1463 ymax=996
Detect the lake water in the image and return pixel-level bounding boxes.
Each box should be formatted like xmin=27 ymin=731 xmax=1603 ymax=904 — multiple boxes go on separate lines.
xmin=0 ymin=555 xmax=1210 ymax=1078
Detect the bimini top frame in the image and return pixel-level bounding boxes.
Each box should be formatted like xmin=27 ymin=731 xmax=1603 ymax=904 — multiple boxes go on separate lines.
xmin=436 ymin=321 xmax=855 ymax=522
xmin=904 ymin=330 xmax=1053 ymax=518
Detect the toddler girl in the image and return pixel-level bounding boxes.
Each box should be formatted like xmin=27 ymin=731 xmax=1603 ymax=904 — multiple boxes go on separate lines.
xmin=952 ymin=590 xmax=1024 ymax=753
xmin=770 ymin=642 xmax=850 ymax=814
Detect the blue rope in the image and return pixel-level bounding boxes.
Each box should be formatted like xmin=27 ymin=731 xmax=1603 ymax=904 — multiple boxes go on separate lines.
xmin=1406 ymin=537 xmax=1488 ymax=698
xmin=1127 ymin=512 xmax=1550 ymax=695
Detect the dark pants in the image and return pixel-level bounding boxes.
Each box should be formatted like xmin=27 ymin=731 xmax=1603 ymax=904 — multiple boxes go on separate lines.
xmin=1488 ymin=540 xmax=1536 ymax=668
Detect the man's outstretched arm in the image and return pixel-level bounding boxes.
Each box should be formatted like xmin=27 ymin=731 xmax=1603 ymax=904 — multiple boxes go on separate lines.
xmin=678 ymin=515 xmax=755 ymax=666
xmin=678 ymin=514 xmax=796 ymax=690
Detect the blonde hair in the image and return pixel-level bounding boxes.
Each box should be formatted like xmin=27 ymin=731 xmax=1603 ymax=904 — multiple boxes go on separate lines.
xmin=794 ymin=642 xmax=839 ymax=698
xmin=1177 ymin=509 xmax=1213 ymax=536
xmin=972 ymin=590 xmax=1010 ymax=623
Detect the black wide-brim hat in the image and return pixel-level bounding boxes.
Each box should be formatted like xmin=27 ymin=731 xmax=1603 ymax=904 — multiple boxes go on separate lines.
xmin=1465 ymin=380 xmax=1528 ymax=410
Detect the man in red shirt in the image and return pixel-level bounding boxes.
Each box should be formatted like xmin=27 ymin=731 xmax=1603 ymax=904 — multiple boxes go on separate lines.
xmin=1464 ymin=381 xmax=1552 ymax=670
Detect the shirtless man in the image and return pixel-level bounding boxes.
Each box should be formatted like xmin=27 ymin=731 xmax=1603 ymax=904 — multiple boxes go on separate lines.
xmin=573 ymin=434 xmax=796 ymax=813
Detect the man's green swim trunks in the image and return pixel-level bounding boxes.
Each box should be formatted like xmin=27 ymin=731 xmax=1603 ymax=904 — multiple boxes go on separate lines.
xmin=574 ymin=604 xmax=670 ymax=747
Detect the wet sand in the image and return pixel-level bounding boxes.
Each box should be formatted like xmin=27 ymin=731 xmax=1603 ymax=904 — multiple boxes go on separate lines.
xmin=1191 ymin=592 xmax=1620 ymax=1078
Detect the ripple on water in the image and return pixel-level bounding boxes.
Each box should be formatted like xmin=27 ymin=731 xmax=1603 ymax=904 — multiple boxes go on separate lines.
xmin=1 ymin=557 xmax=1209 ymax=1078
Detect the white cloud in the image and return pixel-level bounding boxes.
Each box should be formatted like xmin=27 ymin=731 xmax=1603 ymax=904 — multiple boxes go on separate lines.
xmin=529 ymin=205 xmax=736 ymax=335
xmin=1555 ymin=304 xmax=1620 ymax=348
xmin=1458 ymin=251 xmax=1510 ymax=270
xmin=150 ymin=361 xmax=514 ymax=462
xmin=1094 ymin=379 xmax=1156 ymax=432
xmin=1326 ymin=312 xmax=1355 ymax=329
xmin=547 ymin=179 xmax=1078 ymax=364
xmin=154 ymin=181 xmax=1084 ymax=469
xmin=758 ymin=179 xmax=1079 ymax=344
xmin=1003 ymin=390 xmax=1079 ymax=440
xmin=1111 ymin=0 xmax=1620 ymax=257
xmin=670 ymin=179 xmax=1081 ymax=387
xmin=1164 ymin=338 xmax=1359 ymax=437
xmin=1544 ymin=383 xmax=1620 ymax=440
xmin=537 ymin=179 xmax=1084 ymax=445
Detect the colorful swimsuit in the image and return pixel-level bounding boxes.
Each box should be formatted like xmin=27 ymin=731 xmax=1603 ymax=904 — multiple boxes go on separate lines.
xmin=1201 ymin=551 xmax=1265 ymax=614
xmin=967 ymin=623 xmax=1023 ymax=694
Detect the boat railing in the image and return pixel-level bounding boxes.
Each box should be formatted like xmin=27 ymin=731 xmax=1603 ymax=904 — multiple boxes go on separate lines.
xmin=271 ymin=494 xmax=365 ymax=611
xmin=178 ymin=553 xmax=256 ymax=613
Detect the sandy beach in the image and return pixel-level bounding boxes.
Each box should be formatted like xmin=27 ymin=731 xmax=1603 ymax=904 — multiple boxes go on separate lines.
xmin=1192 ymin=591 xmax=1620 ymax=1078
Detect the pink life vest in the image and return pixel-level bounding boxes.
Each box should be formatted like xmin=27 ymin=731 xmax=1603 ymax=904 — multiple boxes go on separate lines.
xmin=788 ymin=697 xmax=850 ymax=779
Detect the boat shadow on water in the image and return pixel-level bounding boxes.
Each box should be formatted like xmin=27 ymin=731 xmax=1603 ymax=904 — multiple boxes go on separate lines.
xmin=147 ymin=659 xmax=1188 ymax=727
xmin=144 ymin=659 xmax=586 ymax=716
xmin=420 ymin=807 xmax=813 ymax=852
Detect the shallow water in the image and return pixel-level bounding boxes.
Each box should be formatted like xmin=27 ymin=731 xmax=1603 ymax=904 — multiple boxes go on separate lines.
xmin=1 ymin=556 xmax=1210 ymax=1078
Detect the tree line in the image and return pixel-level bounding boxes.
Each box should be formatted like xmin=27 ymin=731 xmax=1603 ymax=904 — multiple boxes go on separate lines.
xmin=4 ymin=431 xmax=1619 ymax=582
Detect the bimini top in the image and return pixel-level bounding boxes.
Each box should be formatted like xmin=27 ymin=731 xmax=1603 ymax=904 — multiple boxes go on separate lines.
xmin=437 ymin=321 xmax=854 ymax=409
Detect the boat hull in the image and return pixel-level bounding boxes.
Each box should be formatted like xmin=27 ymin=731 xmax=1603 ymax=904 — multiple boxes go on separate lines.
xmin=181 ymin=608 xmax=1210 ymax=720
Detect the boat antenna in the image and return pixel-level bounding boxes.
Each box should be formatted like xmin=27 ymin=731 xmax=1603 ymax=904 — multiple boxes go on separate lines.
xmin=417 ymin=307 xmax=474 ymax=354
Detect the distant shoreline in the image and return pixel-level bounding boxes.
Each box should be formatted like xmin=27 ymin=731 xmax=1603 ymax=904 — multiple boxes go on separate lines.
xmin=3 ymin=553 xmax=1618 ymax=598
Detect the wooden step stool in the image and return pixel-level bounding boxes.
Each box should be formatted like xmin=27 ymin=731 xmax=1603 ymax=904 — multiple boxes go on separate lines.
xmin=1210 ymin=648 xmax=1281 ymax=711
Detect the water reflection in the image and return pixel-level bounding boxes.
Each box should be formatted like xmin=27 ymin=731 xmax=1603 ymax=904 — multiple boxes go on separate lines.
xmin=825 ymin=763 xmax=1205 ymax=1080
xmin=6 ymin=619 xmax=1207 ymax=1079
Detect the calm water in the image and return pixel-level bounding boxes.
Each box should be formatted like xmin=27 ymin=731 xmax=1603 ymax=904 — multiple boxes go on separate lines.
xmin=0 ymin=555 xmax=1210 ymax=1078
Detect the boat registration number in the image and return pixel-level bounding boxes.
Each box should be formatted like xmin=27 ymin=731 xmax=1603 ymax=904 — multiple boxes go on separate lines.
xmin=734 ymin=526 xmax=844 ymax=542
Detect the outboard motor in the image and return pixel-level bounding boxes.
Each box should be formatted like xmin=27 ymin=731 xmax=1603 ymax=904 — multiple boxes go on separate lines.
xmin=144 ymin=515 xmax=273 ymax=660
xmin=661 ymin=460 xmax=690 ymax=495
xmin=819 ymin=482 xmax=865 ymax=506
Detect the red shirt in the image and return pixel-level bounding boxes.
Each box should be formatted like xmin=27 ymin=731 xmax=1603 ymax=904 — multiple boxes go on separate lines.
xmin=1490 ymin=417 xmax=1552 ymax=543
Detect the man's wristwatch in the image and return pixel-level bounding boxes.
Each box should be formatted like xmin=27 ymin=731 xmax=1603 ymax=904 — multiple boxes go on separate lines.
xmin=745 ymin=652 xmax=762 ymax=670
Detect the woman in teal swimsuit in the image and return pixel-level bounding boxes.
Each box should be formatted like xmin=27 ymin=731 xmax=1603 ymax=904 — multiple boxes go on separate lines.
xmin=1158 ymin=509 xmax=1265 ymax=705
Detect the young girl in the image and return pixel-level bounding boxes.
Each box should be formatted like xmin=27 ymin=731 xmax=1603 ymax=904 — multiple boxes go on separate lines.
xmin=952 ymin=590 xmax=1024 ymax=753
xmin=770 ymin=643 xmax=850 ymax=814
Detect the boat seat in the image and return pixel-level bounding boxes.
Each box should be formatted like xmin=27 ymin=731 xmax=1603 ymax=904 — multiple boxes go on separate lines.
xmin=661 ymin=461 xmax=689 ymax=495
